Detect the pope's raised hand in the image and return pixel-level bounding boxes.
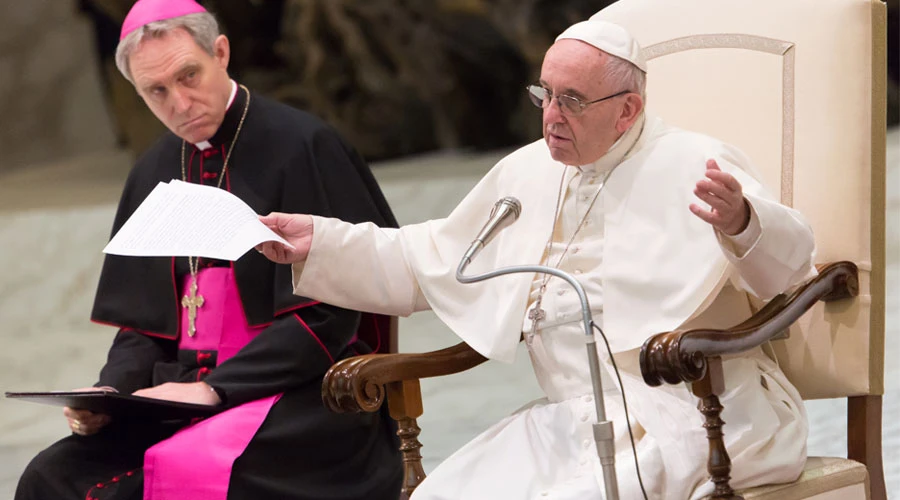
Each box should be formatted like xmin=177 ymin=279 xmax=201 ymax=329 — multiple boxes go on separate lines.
xmin=257 ymin=212 xmax=314 ymax=264
xmin=689 ymin=159 xmax=750 ymax=236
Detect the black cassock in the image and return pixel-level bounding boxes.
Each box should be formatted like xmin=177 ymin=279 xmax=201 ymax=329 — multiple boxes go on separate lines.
xmin=15 ymin=86 xmax=403 ymax=500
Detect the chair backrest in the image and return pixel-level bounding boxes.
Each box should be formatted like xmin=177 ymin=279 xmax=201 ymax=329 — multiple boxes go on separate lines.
xmin=595 ymin=0 xmax=887 ymax=399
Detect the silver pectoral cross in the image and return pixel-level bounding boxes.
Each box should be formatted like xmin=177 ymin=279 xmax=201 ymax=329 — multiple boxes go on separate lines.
xmin=181 ymin=278 xmax=204 ymax=338
xmin=526 ymin=295 xmax=546 ymax=344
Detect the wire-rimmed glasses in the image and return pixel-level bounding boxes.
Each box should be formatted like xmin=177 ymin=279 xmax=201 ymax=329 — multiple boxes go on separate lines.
xmin=526 ymin=85 xmax=630 ymax=116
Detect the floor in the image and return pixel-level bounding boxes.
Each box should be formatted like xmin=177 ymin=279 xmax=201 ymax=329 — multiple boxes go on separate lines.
xmin=0 ymin=129 xmax=896 ymax=498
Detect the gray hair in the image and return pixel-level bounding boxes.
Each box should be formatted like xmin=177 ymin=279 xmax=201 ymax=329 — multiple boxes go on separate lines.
xmin=115 ymin=12 xmax=220 ymax=84
xmin=603 ymin=53 xmax=647 ymax=99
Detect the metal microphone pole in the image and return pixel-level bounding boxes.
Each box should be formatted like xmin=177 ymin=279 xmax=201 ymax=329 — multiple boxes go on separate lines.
xmin=456 ymin=256 xmax=620 ymax=500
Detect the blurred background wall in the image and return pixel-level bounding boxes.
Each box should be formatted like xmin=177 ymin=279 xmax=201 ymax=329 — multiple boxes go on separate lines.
xmin=2 ymin=0 xmax=896 ymax=173
xmin=0 ymin=0 xmax=119 ymax=172
xmin=0 ymin=0 xmax=611 ymax=172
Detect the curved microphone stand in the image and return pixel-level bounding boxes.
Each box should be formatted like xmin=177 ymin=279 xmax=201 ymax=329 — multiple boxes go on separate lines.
xmin=456 ymin=242 xmax=620 ymax=500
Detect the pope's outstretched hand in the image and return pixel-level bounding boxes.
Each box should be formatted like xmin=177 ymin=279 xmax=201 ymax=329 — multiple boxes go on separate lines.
xmin=257 ymin=213 xmax=314 ymax=264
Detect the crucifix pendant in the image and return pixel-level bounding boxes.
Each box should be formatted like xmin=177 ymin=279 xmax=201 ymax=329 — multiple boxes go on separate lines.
xmin=181 ymin=278 xmax=204 ymax=337
xmin=526 ymin=295 xmax=546 ymax=344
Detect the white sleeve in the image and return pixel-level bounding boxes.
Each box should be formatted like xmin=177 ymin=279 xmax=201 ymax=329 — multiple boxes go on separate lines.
xmin=291 ymin=215 xmax=429 ymax=317
xmin=716 ymin=200 xmax=762 ymax=258
xmin=718 ymin=193 xmax=818 ymax=300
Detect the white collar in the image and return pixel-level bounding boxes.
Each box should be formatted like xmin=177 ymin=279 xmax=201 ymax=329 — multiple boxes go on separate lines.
xmin=577 ymin=113 xmax=646 ymax=176
xmin=192 ymin=80 xmax=238 ymax=151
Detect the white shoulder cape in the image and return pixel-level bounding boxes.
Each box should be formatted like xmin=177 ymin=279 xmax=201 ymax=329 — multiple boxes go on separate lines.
xmin=296 ymin=116 xmax=815 ymax=363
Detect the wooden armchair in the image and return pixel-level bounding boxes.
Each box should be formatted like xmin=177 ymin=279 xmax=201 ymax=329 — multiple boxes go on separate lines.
xmin=597 ymin=0 xmax=888 ymax=497
xmin=323 ymin=0 xmax=888 ymax=498
xmin=641 ymin=261 xmax=882 ymax=499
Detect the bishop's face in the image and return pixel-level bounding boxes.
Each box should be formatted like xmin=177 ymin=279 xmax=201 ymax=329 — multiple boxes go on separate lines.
xmin=539 ymin=40 xmax=640 ymax=166
xmin=128 ymin=29 xmax=233 ymax=144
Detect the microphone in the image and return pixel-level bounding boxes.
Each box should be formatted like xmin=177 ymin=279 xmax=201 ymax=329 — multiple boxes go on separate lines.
xmin=454 ymin=195 xmax=627 ymax=500
xmin=460 ymin=196 xmax=522 ymax=267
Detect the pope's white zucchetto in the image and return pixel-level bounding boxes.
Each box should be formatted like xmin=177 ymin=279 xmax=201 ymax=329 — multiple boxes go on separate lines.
xmin=555 ymin=19 xmax=647 ymax=73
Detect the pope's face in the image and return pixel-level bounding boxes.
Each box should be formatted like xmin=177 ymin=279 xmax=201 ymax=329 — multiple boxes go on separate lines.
xmin=128 ymin=29 xmax=232 ymax=144
xmin=539 ymin=40 xmax=640 ymax=166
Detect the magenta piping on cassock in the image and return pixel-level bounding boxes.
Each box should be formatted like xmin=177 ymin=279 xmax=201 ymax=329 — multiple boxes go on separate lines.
xmin=369 ymin=313 xmax=382 ymax=353
xmin=293 ymin=313 xmax=335 ymax=365
xmin=85 ymin=467 xmax=140 ymax=500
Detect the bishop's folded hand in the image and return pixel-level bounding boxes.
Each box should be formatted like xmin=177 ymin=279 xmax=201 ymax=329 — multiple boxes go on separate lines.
xmin=257 ymin=212 xmax=314 ymax=264
xmin=133 ymin=381 xmax=221 ymax=406
xmin=63 ymin=387 xmax=114 ymax=436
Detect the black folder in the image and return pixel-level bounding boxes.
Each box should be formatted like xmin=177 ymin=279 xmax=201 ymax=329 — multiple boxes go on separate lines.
xmin=5 ymin=391 xmax=220 ymax=421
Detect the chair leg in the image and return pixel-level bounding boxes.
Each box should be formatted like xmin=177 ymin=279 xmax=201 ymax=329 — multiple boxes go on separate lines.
xmin=697 ymin=393 xmax=742 ymax=499
xmin=387 ymin=380 xmax=427 ymax=498
xmin=396 ymin=416 xmax=427 ymax=499
xmin=848 ymin=395 xmax=885 ymax=500
xmin=692 ymin=357 xmax=743 ymax=500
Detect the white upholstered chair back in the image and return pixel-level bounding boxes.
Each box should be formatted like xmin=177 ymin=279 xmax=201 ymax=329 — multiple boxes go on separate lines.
xmin=595 ymin=0 xmax=887 ymax=401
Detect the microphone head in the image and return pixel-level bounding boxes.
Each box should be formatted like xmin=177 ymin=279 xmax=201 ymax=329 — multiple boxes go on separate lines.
xmin=493 ymin=196 xmax=522 ymax=220
xmin=461 ymin=196 xmax=523 ymax=268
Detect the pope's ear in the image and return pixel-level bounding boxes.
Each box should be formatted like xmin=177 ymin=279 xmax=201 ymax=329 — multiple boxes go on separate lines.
xmin=616 ymin=93 xmax=644 ymax=133
xmin=213 ymin=35 xmax=230 ymax=70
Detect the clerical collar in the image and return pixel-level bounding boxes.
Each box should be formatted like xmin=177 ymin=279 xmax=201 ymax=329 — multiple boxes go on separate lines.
xmin=578 ymin=112 xmax=646 ymax=175
xmin=192 ymin=80 xmax=241 ymax=151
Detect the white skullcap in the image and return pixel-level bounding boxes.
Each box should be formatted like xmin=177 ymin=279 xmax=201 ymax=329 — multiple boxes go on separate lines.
xmin=555 ymin=20 xmax=647 ymax=72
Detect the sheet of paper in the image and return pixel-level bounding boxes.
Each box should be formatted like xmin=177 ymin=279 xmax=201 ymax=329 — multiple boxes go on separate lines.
xmin=102 ymin=180 xmax=294 ymax=261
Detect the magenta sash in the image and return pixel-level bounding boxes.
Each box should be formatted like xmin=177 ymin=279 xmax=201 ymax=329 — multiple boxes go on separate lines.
xmin=143 ymin=267 xmax=280 ymax=500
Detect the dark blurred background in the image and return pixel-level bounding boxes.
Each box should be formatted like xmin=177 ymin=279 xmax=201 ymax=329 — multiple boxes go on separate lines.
xmin=74 ymin=0 xmax=605 ymax=164
xmin=0 ymin=0 xmax=896 ymax=174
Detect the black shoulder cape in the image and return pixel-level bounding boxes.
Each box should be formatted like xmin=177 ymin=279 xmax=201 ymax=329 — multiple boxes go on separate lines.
xmin=91 ymin=88 xmax=397 ymax=339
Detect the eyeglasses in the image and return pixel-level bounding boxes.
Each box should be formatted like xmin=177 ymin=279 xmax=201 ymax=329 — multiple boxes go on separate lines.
xmin=526 ymin=85 xmax=630 ymax=116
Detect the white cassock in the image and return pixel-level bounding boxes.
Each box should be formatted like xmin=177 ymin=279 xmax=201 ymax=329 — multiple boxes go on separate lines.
xmin=293 ymin=114 xmax=817 ymax=499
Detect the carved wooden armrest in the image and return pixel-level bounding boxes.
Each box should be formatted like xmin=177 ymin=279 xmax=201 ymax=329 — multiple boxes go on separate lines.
xmin=322 ymin=341 xmax=488 ymax=498
xmin=639 ymin=261 xmax=858 ymax=499
xmin=322 ymin=341 xmax=488 ymax=414
xmin=640 ymin=261 xmax=858 ymax=387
